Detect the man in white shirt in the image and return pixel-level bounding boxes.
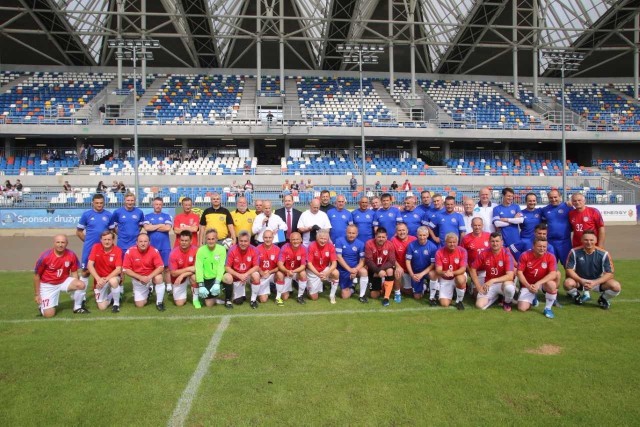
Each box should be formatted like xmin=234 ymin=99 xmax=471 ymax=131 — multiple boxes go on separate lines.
xmin=472 ymin=187 xmax=496 ymax=233
xmin=297 ymin=198 xmax=332 ymax=247
xmin=252 ymin=200 xmax=287 ymax=244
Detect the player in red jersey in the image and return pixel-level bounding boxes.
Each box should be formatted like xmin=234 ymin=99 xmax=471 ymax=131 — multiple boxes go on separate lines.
xmin=34 ymin=234 xmax=87 ymax=318
xmin=460 ymin=217 xmax=491 ymax=297
xmin=254 ymin=230 xmax=281 ymax=307
xmin=305 ymin=229 xmax=339 ymax=302
xmin=168 ymin=230 xmax=198 ymax=307
xmin=390 ymin=222 xmax=417 ymax=301
xmin=364 ymin=227 xmax=396 ymax=306
xmin=469 ymin=232 xmax=516 ymax=311
xmin=173 ymin=197 xmax=200 ymax=247
xmin=276 ymin=232 xmax=309 ymax=304
xmin=224 ymin=230 xmax=260 ymax=305
xmin=569 ymin=193 xmax=605 ymax=248
xmin=516 ymin=238 xmax=559 ymax=318
xmin=87 ymin=230 xmax=123 ymax=312
xmin=123 ymin=233 xmax=166 ymax=310
xmin=435 ymin=232 xmax=468 ymax=309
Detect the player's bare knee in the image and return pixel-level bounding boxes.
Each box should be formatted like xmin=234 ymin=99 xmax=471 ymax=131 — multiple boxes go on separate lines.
xmin=43 ymin=309 xmax=56 ymax=318
xmin=440 ymin=299 xmax=451 ymax=307
xmin=413 ymin=293 xmax=422 ymax=300
xmin=517 ymin=302 xmax=529 ymax=312
xmin=308 ymin=293 xmax=319 ymax=301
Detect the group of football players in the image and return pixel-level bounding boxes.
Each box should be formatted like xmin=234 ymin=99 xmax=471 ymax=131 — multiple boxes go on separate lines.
xmin=33 ymin=186 xmax=621 ymax=318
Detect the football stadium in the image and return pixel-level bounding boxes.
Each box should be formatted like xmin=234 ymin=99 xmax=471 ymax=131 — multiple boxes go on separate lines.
xmin=1 ymin=1 xmax=640 ymax=425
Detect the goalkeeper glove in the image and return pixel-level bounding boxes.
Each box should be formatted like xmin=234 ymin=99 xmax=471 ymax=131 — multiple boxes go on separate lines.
xmin=166 ymin=283 xmax=173 ymax=294
xmin=211 ymin=280 xmax=221 ymax=297
xmin=197 ymin=283 xmax=209 ymax=299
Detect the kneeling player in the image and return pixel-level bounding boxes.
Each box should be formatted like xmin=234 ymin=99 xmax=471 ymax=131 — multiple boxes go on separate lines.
xmin=405 ymin=226 xmax=438 ymax=301
xmin=364 ymin=227 xmax=396 ymax=307
xmin=123 ymin=233 xmax=166 ymax=310
xmin=169 ymin=230 xmax=198 ymax=307
xmin=435 ymin=233 xmax=468 ymax=309
xmin=276 ymin=232 xmax=308 ymax=304
xmin=254 ymin=230 xmax=280 ymax=307
xmin=34 ymin=234 xmax=88 ymax=318
xmin=87 ymin=230 xmax=123 ymax=312
xmin=306 ymin=229 xmax=339 ymax=302
xmin=195 ymin=229 xmax=230 ymax=308
xmin=469 ymin=232 xmax=515 ymax=311
xmin=335 ymin=224 xmax=368 ymax=302
xmin=391 ymin=223 xmax=417 ymax=302
xmin=516 ymin=238 xmax=558 ymax=318
xmin=224 ymin=231 xmax=260 ymax=305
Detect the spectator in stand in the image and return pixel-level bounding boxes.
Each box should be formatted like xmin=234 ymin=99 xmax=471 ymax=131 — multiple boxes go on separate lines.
xmin=374 ymin=181 xmax=382 ymax=192
xmin=402 ymin=179 xmax=412 ymax=191
xmin=111 ymin=180 xmax=119 ymax=192
xmin=63 ymin=181 xmax=73 ymax=193
xmin=244 ymin=179 xmax=254 ymax=192
xmin=306 ymin=178 xmax=313 ymax=189
xmin=290 ymin=180 xmax=299 ymax=191
xmin=96 ymin=181 xmax=108 ymax=194
xmin=117 ymin=182 xmax=127 ymax=193
xmin=14 ymin=179 xmax=23 ymax=192
xmin=350 ymin=176 xmax=358 ymax=191
xmin=299 ymin=179 xmax=306 ymax=191
xmin=390 ymin=181 xmax=399 ymax=191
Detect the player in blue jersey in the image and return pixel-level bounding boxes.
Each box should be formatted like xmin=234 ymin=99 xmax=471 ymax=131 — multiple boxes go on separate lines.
xmin=520 ymin=192 xmax=542 ymax=244
xmin=400 ymin=195 xmax=423 ymax=236
xmin=109 ymin=192 xmax=144 ymax=297
xmin=143 ymin=197 xmax=173 ymax=287
xmin=540 ymin=189 xmax=573 ymax=266
xmin=76 ymin=193 xmax=112 ymax=300
xmin=422 ymin=193 xmax=445 ymax=244
xmin=373 ymin=193 xmax=402 ymax=238
xmin=334 ymin=224 xmax=368 ymax=302
xmin=352 ymin=196 xmax=374 ymax=243
xmin=405 ymin=226 xmax=439 ymax=300
xmin=428 ymin=196 xmax=466 ymax=246
xmin=492 ymin=187 xmax=523 ymax=248
xmin=327 ymin=194 xmax=353 ymax=244
xmin=414 ymin=190 xmax=432 ymax=216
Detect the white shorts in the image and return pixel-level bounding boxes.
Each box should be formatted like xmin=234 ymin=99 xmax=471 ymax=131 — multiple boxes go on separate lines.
xmin=400 ymin=273 xmax=412 ymax=289
xmin=477 ymin=282 xmax=505 ymax=304
xmin=306 ymin=268 xmax=329 ymax=295
xmin=39 ymin=277 xmax=75 ymax=310
xmin=252 ymin=275 xmax=273 ymax=296
xmin=132 ymin=278 xmax=152 ymax=302
xmin=518 ymin=286 xmax=538 ymax=304
xmin=232 ymin=282 xmax=247 ymax=299
xmin=94 ymin=277 xmax=121 ymax=303
xmin=282 ymin=273 xmax=300 ymax=293
xmin=172 ymin=281 xmax=189 ymax=301
xmin=438 ymin=273 xmax=468 ymax=300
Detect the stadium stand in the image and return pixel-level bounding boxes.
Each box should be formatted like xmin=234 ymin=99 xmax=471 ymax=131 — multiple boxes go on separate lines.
xmin=595 ymin=159 xmax=640 ymax=182
xmin=0 ymin=155 xmax=79 ymax=176
xmin=445 ymin=158 xmax=598 ymax=177
xmin=92 ymin=156 xmax=257 ymax=176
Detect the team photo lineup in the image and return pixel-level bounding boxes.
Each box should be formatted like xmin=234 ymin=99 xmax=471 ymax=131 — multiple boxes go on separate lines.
xmin=34 ymin=186 xmax=621 ymax=319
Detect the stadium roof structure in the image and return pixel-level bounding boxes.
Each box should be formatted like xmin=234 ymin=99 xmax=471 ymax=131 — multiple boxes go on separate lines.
xmin=0 ymin=0 xmax=639 ymax=77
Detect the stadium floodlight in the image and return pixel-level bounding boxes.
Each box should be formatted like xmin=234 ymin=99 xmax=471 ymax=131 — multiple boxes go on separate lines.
xmin=337 ymin=42 xmax=385 ymax=194
xmin=108 ymin=38 xmax=161 ymax=203
xmin=543 ymin=51 xmax=585 ymax=201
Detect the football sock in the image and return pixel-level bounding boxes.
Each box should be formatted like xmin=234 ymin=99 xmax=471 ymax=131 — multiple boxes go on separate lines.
xmin=567 ymin=288 xmax=579 ymax=297
xmin=155 ymin=284 xmax=166 ymax=304
xmin=275 ymin=284 xmax=284 ymax=299
xmin=224 ymin=284 xmax=233 ymax=302
xmin=455 ymin=287 xmax=465 ymax=303
xmin=544 ymin=291 xmax=557 ymax=310
xmin=429 ymin=282 xmax=438 ymax=300
xmin=250 ymin=284 xmax=259 ymax=302
xmin=394 ymin=289 xmax=401 ymax=296
xmin=383 ymin=280 xmax=394 ymax=299
xmin=73 ymin=289 xmax=85 ymax=310
xmin=297 ymin=281 xmax=307 ymax=297
xmin=111 ymin=287 xmax=121 ymax=305
xmin=503 ymin=284 xmax=516 ymax=304
xmin=80 ymin=276 xmax=89 ymax=298
xmin=359 ymin=277 xmax=369 ymax=297
xmin=330 ymin=282 xmax=338 ymax=298
xmin=604 ymin=289 xmax=620 ymax=300
xmin=119 ymin=284 xmax=124 ymax=295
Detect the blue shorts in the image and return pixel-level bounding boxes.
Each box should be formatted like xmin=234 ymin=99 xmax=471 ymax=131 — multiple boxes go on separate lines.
xmin=81 ymin=240 xmax=99 ymax=269
xmin=549 ymin=239 xmax=571 ymax=266
xmin=338 ymin=269 xmax=356 ymax=289
xmin=159 ymin=249 xmax=171 ymax=267
xmin=411 ymin=279 xmax=427 ymax=294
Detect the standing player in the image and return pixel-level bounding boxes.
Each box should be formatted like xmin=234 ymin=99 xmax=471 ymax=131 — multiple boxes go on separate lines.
xmin=34 ymin=234 xmax=87 ymax=317
xmin=563 ymin=230 xmax=621 ymax=308
xmin=143 ymin=197 xmax=173 ymax=288
xmin=492 ymin=187 xmax=523 ymax=248
xmin=541 ymin=189 xmax=572 ymax=266
xmin=472 ymin=187 xmax=495 ymax=233
xmin=276 ymin=232 xmax=308 ymax=304
xmin=334 ymin=224 xmax=367 ymax=302
xmin=391 ymin=222 xmax=417 ymax=302
xmin=352 ymin=196 xmax=375 ymax=243
xmin=297 ymin=198 xmax=332 ymax=247
xmin=173 ymin=197 xmax=200 ymax=248
xmin=516 ymin=237 xmax=558 ymax=318
xmin=76 ymin=193 xmax=112 ymax=305
xmin=87 ymin=230 xmax=123 ymax=312
xmin=327 ymin=194 xmax=353 ymax=244
xmin=422 ymin=193 xmax=445 ymax=244
xmin=520 ymin=192 xmax=542 ymax=244
xmin=110 ymin=192 xmax=144 ymax=297
xmin=400 ymin=195 xmax=423 ymax=236
xmin=569 ymin=192 xmax=605 ymax=248
xmin=434 ymin=233 xmax=468 ymax=309
xmin=168 ymin=230 xmax=198 ymax=307
xmin=469 ymin=232 xmax=516 ymax=311
xmin=122 ymin=233 xmax=166 ymax=310
xmin=254 ymin=230 xmax=281 ymax=307
xmin=373 ymin=193 xmax=402 ymax=238
xmin=405 ymin=226 xmax=439 ymax=301
xmin=462 ymin=197 xmax=475 ymax=233
xmin=231 ymin=196 xmax=256 ymax=242
xmin=225 ymin=231 xmax=260 ymax=305
xmin=364 ymin=227 xmax=396 ymax=307
xmin=428 ymin=196 xmax=465 ymax=247
xmin=414 ymin=190 xmax=432 ymax=217
xmin=305 ymin=229 xmax=339 ymax=302
xmin=370 ymin=196 xmax=381 ymax=211
xmin=319 ymin=190 xmax=335 ymax=213
xmin=199 ymin=192 xmax=236 ymax=245
xmin=194 ymin=229 xmax=229 ymax=308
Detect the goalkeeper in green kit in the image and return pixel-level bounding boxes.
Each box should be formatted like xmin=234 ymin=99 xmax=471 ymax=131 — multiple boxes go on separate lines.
xmin=195 ymin=229 xmax=231 ymax=308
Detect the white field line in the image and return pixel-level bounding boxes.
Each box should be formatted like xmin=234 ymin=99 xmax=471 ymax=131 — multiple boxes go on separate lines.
xmin=1 ymin=299 xmax=639 ymax=325
xmin=167 ymin=316 xmax=230 ymax=427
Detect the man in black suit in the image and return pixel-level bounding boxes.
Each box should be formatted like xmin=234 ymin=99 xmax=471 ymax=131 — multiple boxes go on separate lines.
xmin=275 ymin=194 xmax=302 ymax=246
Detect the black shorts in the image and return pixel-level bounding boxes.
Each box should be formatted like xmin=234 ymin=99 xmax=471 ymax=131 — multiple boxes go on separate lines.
xmin=203 ymin=278 xmax=217 ymax=299
xmin=369 ymin=276 xmax=382 ymax=291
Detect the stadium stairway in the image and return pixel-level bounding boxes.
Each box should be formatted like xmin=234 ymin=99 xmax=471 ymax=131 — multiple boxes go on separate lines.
xmin=284 ymin=78 xmax=303 ymax=121
xmin=491 ymin=84 xmax=547 ymax=127
xmin=0 ymin=74 xmax=31 ymax=92
xmin=136 ymin=77 xmax=167 ymax=118
xmin=236 ymin=77 xmax=256 ymax=120
xmin=372 ymin=80 xmax=412 ymax=122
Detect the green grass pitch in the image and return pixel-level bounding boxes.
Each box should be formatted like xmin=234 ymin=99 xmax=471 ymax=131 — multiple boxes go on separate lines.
xmin=0 ymin=261 xmax=638 ymax=426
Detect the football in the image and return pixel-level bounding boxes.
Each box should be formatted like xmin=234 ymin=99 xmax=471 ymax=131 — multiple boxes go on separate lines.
xmin=221 ymin=238 xmax=234 ymax=250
